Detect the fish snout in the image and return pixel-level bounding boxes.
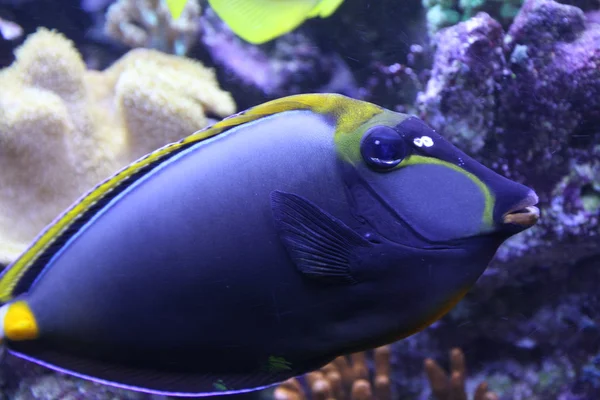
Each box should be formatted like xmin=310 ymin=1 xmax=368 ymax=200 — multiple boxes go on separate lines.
xmin=500 ymin=190 xmax=540 ymax=231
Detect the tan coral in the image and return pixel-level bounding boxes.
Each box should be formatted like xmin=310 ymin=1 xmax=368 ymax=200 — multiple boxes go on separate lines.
xmin=424 ymin=348 xmax=499 ymax=400
xmin=0 ymin=27 xmax=236 ymax=265
xmin=0 ymin=29 xmax=109 ymax=263
xmin=105 ymin=0 xmax=200 ymax=55
xmin=274 ymin=346 xmax=392 ymax=400
xmin=102 ymin=48 xmax=236 ymax=158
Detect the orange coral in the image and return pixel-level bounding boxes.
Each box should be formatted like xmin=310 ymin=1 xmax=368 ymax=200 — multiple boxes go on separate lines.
xmin=274 ymin=345 xmax=392 ymax=400
xmin=424 ymin=348 xmax=499 ymax=400
xmin=274 ymin=346 xmax=499 ymax=400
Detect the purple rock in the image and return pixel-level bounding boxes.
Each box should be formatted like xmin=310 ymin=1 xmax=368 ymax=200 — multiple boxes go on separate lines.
xmin=499 ymin=0 xmax=599 ymax=189
xmin=199 ymin=8 xmax=357 ymax=109
xmin=395 ymin=2 xmax=600 ymax=398
xmin=417 ymin=12 xmax=506 ymax=153
xmin=358 ymin=61 xmax=423 ymax=114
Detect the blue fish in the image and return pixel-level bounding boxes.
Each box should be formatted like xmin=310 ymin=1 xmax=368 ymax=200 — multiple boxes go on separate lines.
xmin=0 ymin=94 xmax=539 ymax=396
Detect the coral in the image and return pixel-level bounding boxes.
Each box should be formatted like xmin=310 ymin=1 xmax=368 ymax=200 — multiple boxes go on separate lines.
xmin=417 ymin=12 xmax=506 ymax=153
xmin=0 ymin=1 xmax=597 ymax=398
xmin=358 ymin=61 xmax=424 ymax=114
xmin=422 ymin=0 xmax=523 ymax=35
xmin=97 ymin=46 xmax=236 ymax=157
xmin=424 ymin=0 xmax=462 ymax=35
xmin=275 ymin=346 xmax=499 ymax=400
xmin=545 ymin=147 xmax=600 ymax=238
xmin=424 ymin=348 xmax=499 ymax=400
xmin=498 ymin=0 xmax=600 ymax=182
xmin=105 ymin=0 xmax=200 ymax=55
xmin=474 ymin=356 xmax=578 ymax=400
xmin=420 ymin=0 xmax=598 ymax=36
xmin=274 ymin=346 xmax=392 ymax=400
xmin=0 ymin=27 xmax=235 ymax=265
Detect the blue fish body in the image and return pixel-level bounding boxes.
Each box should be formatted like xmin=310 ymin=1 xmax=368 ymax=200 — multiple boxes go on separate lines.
xmin=0 ymin=94 xmax=539 ymax=396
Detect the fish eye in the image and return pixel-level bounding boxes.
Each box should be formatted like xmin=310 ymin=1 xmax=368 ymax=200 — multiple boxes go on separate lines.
xmin=360 ymin=126 xmax=407 ymax=170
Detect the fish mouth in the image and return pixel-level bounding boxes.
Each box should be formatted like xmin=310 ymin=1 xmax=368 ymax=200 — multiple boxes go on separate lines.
xmin=502 ymin=192 xmax=540 ymax=228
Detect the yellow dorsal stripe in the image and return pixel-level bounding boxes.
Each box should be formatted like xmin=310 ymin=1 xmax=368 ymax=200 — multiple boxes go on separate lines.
xmin=0 ymin=94 xmax=383 ymax=302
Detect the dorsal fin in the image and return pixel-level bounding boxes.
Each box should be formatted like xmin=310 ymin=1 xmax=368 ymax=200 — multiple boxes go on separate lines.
xmin=0 ymin=93 xmax=383 ymax=302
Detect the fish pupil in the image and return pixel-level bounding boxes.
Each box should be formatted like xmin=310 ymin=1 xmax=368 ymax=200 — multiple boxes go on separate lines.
xmin=361 ymin=126 xmax=407 ymax=170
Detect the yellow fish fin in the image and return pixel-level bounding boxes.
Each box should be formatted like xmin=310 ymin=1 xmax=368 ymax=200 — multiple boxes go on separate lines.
xmin=207 ymin=0 xmax=320 ymax=44
xmin=165 ymin=0 xmax=188 ymax=20
xmin=307 ymin=0 xmax=344 ymax=18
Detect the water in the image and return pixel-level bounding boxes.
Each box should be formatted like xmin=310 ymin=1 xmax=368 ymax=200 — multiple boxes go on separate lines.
xmin=0 ymin=0 xmax=598 ymax=399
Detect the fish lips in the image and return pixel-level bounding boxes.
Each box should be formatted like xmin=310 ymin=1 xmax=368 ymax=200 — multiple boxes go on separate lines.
xmin=500 ymin=190 xmax=540 ymax=231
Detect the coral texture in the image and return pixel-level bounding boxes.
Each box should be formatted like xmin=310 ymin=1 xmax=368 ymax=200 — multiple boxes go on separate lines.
xmin=417 ymin=12 xmax=506 ymax=153
xmin=0 ymin=27 xmax=235 ymax=265
xmin=273 ymin=347 xmax=498 ymax=400
xmin=104 ymin=0 xmax=201 ymax=55
xmin=424 ymin=348 xmax=499 ymax=400
xmin=275 ymin=346 xmax=392 ymax=400
xmin=422 ymin=0 xmax=523 ymax=35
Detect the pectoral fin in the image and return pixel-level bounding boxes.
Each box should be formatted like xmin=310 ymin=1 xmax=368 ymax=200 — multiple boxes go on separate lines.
xmin=270 ymin=190 xmax=371 ymax=284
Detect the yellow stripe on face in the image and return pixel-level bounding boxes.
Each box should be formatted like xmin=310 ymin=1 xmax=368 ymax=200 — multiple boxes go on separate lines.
xmin=3 ymin=301 xmax=39 ymax=341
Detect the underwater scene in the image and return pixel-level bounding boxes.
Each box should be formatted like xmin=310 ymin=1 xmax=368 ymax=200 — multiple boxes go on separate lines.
xmin=0 ymin=0 xmax=598 ymax=399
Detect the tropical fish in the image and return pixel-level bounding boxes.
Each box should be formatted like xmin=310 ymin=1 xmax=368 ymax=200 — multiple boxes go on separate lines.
xmin=207 ymin=0 xmax=345 ymax=44
xmin=165 ymin=0 xmax=188 ymax=20
xmin=0 ymin=94 xmax=539 ymax=397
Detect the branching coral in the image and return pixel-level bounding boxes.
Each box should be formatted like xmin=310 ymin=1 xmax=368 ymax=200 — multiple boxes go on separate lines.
xmin=274 ymin=346 xmax=392 ymax=400
xmin=105 ymin=0 xmax=201 ymax=55
xmin=0 ymin=27 xmax=235 ymax=265
xmin=424 ymin=348 xmax=499 ymax=400
xmin=273 ymin=346 xmax=500 ymax=400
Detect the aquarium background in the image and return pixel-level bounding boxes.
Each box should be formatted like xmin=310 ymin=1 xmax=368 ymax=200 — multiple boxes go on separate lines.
xmin=0 ymin=0 xmax=599 ymax=399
